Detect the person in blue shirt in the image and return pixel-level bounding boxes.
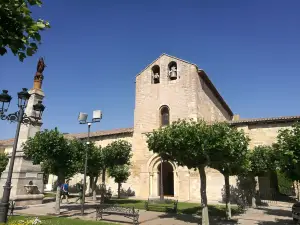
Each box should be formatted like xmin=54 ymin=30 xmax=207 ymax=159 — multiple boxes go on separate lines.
xmin=60 ymin=180 xmax=70 ymax=203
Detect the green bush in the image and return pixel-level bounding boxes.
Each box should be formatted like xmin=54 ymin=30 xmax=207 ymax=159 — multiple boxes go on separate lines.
xmin=277 ymin=170 xmax=294 ymax=195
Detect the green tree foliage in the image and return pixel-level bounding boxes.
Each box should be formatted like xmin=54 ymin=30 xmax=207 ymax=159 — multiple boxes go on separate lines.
xmin=71 ymin=140 xmax=103 ymax=200
xmin=274 ymin=122 xmax=300 ymax=182
xmin=0 ymin=152 xmax=9 ymax=175
xmin=246 ymin=145 xmax=277 ymax=207
xmin=23 ymin=128 xmax=77 ymax=184
xmin=208 ymin=122 xmax=250 ymax=219
xmin=100 ymin=140 xmax=132 ymax=202
xmin=146 ymin=119 xmax=212 ymax=225
xmin=248 ymin=145 xmax=277 ymax=176
xmin=108 ymin=165 xmax=131 ymax=199
xmin=0 ymin=0 xmax=50 ymax=61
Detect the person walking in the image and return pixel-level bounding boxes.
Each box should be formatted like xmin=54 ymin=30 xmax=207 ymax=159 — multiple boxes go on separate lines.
xmin=60 ymin=180 xmax=70 ymax=203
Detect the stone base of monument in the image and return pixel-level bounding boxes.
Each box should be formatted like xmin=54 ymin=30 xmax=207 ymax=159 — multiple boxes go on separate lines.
xmin=0 ymin=153 xmax=45 ymax=207
xmin=13 ymin=194 xmax=44 ymax=206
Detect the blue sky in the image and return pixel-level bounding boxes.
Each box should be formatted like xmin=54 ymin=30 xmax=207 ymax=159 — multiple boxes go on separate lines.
xmin=1 ymin=0 xmax=300 ymax=139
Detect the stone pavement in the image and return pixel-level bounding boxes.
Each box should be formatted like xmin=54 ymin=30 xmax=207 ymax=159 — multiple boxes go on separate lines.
xmin=12 ymin=199 xmax=295 ymax=225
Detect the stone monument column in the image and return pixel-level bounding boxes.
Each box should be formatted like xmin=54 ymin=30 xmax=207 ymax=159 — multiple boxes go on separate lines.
xmin=0 ymin=58 xmax=46 ymax=206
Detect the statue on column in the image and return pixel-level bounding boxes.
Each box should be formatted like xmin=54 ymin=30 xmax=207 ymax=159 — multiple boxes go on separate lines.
xmin=37 ymin=57 xmax=46 ymax=73
xmin=34 ymin=57 xmax=46 ymax=90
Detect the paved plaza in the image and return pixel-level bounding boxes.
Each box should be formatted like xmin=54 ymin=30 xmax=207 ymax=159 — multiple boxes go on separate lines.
xmin=11 ymin=197 xmax=295 ymax=225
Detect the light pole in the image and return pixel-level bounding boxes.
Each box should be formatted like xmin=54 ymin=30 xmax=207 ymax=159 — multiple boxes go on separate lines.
xmin=0 ymin=89 xmax=45 ymax=223
xmin=78 ymin=110 xmax=102 ymax=216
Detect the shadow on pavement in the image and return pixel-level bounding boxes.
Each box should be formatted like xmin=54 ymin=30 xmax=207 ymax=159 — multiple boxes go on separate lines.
xmin=257 ymin=218 xmax=294 ymax=225
xmin=157 ymin=213 xmax=239 ymax=225
xmin=256 ymin=207 xmax=292 ymax=218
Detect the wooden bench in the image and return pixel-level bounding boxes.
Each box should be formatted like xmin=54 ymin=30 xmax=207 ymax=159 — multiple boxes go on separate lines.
xmin=144 ymin=198 xmax=178 ymax=213
xmin=9 ymin=200 xmax=15 ymax=215
xmin=96 ymin=204 xmax=139 ymax=225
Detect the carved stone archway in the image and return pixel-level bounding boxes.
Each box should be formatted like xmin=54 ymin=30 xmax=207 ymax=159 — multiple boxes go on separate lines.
xmin=147 ymin=155 xmax=178 ymax=198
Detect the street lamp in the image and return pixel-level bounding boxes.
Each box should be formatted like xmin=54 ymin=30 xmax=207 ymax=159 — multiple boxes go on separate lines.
xmin=0 ymin=88 xmax=45 ymax=223
xmin=78 ymin=110 xmax=102 ymax=215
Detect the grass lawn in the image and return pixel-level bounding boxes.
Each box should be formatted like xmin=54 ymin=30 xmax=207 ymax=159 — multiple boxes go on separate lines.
xmin=43 ymin=192 xmax=56 ymax=198
xmin=106 ymin=198 xmax=242 ymax=218
xmin=7 ymin=215 xmax=118 ymax=225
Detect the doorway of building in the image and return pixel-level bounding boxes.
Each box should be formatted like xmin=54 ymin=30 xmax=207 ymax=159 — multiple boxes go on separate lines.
xmin=157 ymin=161 xmax=174 ymax=197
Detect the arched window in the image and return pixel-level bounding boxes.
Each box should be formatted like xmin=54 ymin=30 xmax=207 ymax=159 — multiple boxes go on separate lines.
xmin=168 ymin=61 xmax=177 ymax=80
xmin=160 ymin=106 xmax=170 ymax=127
xmin=152 ymin=65 xmax=160 ymax=84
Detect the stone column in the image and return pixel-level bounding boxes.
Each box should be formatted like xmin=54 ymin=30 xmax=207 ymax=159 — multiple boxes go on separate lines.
xmin=149 ymin=172 xmax=153 ymax=197
xmin=0 ymin=89 xmax=45 ymax=206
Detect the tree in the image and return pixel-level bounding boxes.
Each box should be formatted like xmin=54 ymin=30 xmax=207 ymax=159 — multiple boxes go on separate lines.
xmin=100 ymin=140 xmax=132 ymax=203
xmin=0 ymin=0 xmax=50 ymax=61
xmin=246 ymin=145 xmax=277 ymax=207
xmin=108 ymin=165 xmax=131 ymax=199
xmin=23 ymin=128 xmax=77 ymax=184
xmin=208 ymin=122 xmax=250 ymax=219
xmin=72 ymin=140 xmax=103 ymax=200
xmin=0 ymin=152 xmax=9 ymax=175
xmin=274 ymin=122 xmax=300 ymax=199
xmin=147 ymin=119 xmax=212 ymax=225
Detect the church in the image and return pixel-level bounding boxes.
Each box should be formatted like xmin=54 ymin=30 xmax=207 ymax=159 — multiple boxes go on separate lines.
xmin=1 ymin=54 xmax=299 ymax=203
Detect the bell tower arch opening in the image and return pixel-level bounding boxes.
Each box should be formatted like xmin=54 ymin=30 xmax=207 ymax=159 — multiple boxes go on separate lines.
xmin=157 ymin=161 xmax=174 ymax=197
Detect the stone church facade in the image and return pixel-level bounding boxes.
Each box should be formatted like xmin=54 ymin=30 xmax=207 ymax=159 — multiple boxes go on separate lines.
xmin=1 ymin=54 xmax=299 ymax=203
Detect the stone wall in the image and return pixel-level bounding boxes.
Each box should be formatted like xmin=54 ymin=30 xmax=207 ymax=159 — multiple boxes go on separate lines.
xmin=196 ymin=72 xmax=232 ymax=122
xmin=235 ymin=122 xmax=293 ymax=149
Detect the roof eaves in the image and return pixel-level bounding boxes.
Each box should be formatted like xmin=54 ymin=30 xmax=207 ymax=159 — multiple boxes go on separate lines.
xmin=198 ymin=69 xmax=234 ymax=117
xmin=230 ymin=116 xmax=300 ymax=125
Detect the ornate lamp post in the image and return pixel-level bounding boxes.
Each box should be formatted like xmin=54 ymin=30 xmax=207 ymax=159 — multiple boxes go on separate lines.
xmin=0 ymin=88 xmax=45 ymax=223
xmin=78 ymin=110 xmax=102 ymax=215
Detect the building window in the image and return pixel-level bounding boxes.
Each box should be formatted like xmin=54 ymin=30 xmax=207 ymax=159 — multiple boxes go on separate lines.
xmin=168 ymin=61 xmax=177 ymax=80
xmin=160 ymin=106 xmax=170 ymax=127
xmin=152 ymin=65 xmax=160 ymax=84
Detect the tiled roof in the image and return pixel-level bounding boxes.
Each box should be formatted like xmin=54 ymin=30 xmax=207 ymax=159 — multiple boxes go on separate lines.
xmin=229 ymin=115 xmax=300 ymax=125
xmin=0 ymin=128 xmax=134 ymax=147
xmin=0 ymin=138 xmax=14 ymax=147
xmin=64 ymin=127 xmax=134 ymax=139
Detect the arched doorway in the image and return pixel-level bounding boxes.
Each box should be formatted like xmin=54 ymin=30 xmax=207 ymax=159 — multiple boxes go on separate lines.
xmin=157 ymin=161 xmax=174 ymax=197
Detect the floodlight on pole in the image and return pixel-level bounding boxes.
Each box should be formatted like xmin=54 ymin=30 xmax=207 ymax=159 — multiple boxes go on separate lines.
xmin=78 ymin=110 xmax=102 ymax=216
xmin=78 ymin=112 xmax=88 ymax=124
xmin=92 ymin=110 xmax=102 ymax=122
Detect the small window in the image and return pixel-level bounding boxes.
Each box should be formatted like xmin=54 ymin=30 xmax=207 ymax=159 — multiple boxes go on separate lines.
xmin=152 ymin=65 xmax=160 ymax=84
xmin=168 ymin=61 xmax=177 ymax=80
xmin=160 ymin=106 xmax=170 ymax=127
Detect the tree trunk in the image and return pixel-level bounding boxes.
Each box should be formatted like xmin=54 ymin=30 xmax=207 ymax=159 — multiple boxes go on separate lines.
xmin=101 ymin=169 xmax=106 ymax=204
xmin=251 ymin=175 xmax=257 ymax=208
xmin=224 ymin=174 xmax=231 ymax=220
xmin=55 ymin=185 xmax=61 ymax=214
xmin=92 ymin=176 xmax=98 ymax=201
xmin=89 ymin=177 xmax=93 ymax=196
xmin=55 ymin=174 xmax=65 ymax=213
xmin=57 ymin=174 xmax=65 ymax=187
xmin=199 ymin=165 xmax=209 ymax=225
xmin=118 ymin=183 xmax=121 ymax=199
xmin=296 ymin=180 xmax=299 ymax=201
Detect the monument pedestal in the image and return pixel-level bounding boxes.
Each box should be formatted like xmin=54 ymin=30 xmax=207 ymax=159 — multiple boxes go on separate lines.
xmin=0 ymin=89 xmax=45 ymax=206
